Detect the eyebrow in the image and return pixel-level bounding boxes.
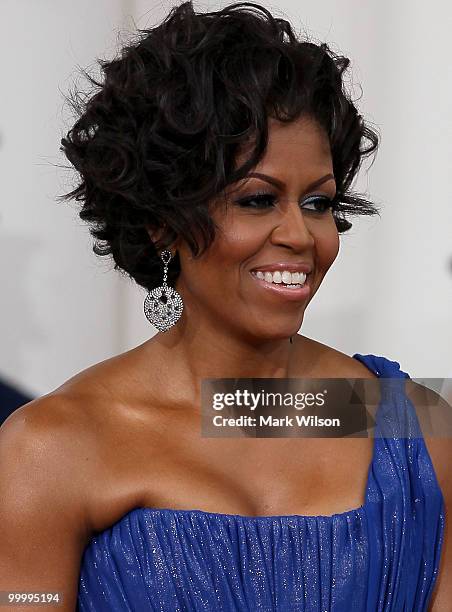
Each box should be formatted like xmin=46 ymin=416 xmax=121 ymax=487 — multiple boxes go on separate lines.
xmin=246 ymin=172 xmax=336 ymax=192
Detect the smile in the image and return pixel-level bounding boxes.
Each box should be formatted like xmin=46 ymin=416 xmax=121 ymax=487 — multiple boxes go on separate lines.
xmin=252 ymin=270 xmax=307 ymax=287
xmin=249 ymin=271 xmax=311 ymax=300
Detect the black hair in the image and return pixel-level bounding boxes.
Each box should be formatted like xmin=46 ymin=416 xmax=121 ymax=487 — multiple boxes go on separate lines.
xmin=59 ymin=0 xmax=380 ymax=292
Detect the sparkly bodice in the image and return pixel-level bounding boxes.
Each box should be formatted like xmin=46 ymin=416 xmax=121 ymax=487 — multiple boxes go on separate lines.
xmin=77 ymin=354 xmax=445 ymax=611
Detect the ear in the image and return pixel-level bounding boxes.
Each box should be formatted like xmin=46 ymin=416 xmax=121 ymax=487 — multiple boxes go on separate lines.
xmin=146 ymin=225 xmax=181 ymax=253
xmin=146 ymin=225 xmax=165 ymax=247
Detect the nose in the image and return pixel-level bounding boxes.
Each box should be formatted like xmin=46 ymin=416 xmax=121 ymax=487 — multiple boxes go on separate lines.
xmin=270 ymin=200 xmax=315 ymax=250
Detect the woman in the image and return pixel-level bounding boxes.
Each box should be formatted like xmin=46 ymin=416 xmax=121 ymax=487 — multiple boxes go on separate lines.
xmin=0 ymin=2 xmax=449 ymax=610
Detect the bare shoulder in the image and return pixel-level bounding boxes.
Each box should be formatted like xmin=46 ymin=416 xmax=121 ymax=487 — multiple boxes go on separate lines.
xmin=404 ymin=379 xmax=452 ymax=436
xmin=0 ymin=392 xmax=96 ymax=539
xmin=297 ymin=336 xmax=378 ymax=379
xmin=0 ymin=362 xmax=155 ymax=607
xmin=403 ymin=379 xmax=452 ymax=494
xmin=0 ymin=346 xmax=141 ymax=525
xmin=0 ymin=355 xmax=124 ymax=471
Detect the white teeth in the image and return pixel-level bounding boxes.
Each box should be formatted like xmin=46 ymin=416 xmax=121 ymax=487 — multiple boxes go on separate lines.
xmin=253 ymin=270 xmax=308 ymax=286
xmin=281 ymin=271 xmax=291 ymax=284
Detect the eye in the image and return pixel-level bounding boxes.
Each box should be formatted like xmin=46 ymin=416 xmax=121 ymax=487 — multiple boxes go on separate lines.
xmin=235 ymin=191 xmax=336 ymax=212
xmin=301 ymin=195 xmax=336 ymax=213
xmin=235 ymin=191 xmax=277 ymax=209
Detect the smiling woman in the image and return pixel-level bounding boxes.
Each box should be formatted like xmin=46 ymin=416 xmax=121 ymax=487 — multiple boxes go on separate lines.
xmin=0 ymin=1 xmax=449 ymax=611
xmin=196 ymin=115 xmax=344 ymax=335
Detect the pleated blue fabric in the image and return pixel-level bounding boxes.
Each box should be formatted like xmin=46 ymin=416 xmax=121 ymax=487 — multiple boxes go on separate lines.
xmin=77 ymin=354 xmax=445 ymax=611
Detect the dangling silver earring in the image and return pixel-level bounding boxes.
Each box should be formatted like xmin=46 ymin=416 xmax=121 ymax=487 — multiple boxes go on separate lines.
xmin=143 ymin=249 xmax=184 ymax=332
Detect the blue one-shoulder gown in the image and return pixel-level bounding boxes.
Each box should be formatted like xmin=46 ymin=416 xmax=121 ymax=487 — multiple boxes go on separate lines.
xmin=77 ymin=354 xmax=445 ymax=611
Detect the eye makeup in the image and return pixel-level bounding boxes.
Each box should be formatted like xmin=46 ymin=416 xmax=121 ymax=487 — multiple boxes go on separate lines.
xmin=234 ymin=191 xmax=336 ymax=213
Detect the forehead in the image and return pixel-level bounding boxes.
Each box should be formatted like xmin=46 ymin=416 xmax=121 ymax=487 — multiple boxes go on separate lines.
xmin=236 ymin=115 xmax=332 ymax=169
xmin=269 ymin=115 xmax=330 ymax=146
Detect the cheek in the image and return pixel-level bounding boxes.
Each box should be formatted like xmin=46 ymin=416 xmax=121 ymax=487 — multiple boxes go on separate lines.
xmin=213 ymin=214 xmax=340 ymax=271
xmin=216 ymin=227 xmax=262 ymax=261
xmin=208 ymin=211 xmax=264 ymax=264
xmin=177 ymin=218 xmax=255 ymax=293
xmin=313 ymin=220 xmax=340 ymax=269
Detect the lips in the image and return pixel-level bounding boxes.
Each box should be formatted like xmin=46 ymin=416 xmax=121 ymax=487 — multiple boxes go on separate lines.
xmin=249 ymin=269 xmax=311 ymax=300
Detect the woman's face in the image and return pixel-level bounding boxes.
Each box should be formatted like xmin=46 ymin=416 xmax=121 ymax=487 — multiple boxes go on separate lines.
xmin=175 ymin=114 xmax=339 ymax=344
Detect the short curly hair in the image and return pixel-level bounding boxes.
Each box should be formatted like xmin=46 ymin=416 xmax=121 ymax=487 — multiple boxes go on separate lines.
xmin=59 ymin=0 xmax=380 ymax=292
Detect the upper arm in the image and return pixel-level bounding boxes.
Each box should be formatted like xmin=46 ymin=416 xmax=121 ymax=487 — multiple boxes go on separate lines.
xmin=404 ymin=379 xmax=452 ymax=437
xmin=404 ymin=381 xmax=452 ymax=611
xmin=427 ymin=434 xmax=451 ymax=611
xmin=0 ymin=396 xmax=93 ymax=611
